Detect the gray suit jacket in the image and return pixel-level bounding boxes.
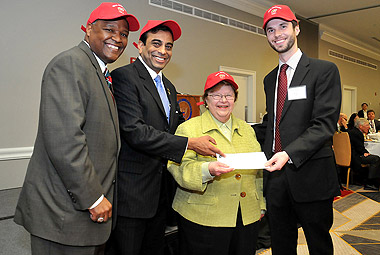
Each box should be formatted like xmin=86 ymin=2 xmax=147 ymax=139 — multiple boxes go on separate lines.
xmin=14 ymin=41 xmax=120 ymax=246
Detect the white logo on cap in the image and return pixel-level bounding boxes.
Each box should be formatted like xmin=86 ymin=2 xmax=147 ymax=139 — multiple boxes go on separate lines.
xmin=112 ymin=4 xmax=126 ymax=14
xmin=117 ymin=6 xmax=126 ymax=14
xmin=219 ymin=74 xmax=226 ymax=79
xmin=268 ymin=5 xmax=282 ymax=15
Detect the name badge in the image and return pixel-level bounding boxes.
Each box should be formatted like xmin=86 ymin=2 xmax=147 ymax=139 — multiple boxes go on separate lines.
xmin=288 ymin=85 xmax=307 ymax=100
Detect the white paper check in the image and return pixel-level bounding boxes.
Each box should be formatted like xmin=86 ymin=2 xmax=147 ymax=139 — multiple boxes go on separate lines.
xmin=217 ymin=152 xmax=268 ymax=169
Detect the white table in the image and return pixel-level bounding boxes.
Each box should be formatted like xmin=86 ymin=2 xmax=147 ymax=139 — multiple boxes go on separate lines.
xmin=364 ymin=141 xmax=380 ymax=156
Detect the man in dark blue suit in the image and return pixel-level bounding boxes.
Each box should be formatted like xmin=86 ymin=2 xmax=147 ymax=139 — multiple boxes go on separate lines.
xmin=106 ymin=20 xmax=223 ymax=255
xmin=254 ymin=5 xmax=341 ymax=255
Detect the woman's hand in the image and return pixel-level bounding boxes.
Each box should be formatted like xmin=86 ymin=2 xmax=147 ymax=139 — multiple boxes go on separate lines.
xmin=208 ymin=161 xmax=234 ymax=176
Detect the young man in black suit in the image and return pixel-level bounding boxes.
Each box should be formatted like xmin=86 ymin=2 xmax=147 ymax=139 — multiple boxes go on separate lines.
xmin=254 ymin=5 xmax=341 ymax=255
xmin=106 ymin=20 xmax=223 ymax=255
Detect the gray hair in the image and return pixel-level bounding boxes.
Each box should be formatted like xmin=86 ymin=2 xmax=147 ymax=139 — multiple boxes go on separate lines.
xmin=354 ymin=118 xmax=369 ymax=128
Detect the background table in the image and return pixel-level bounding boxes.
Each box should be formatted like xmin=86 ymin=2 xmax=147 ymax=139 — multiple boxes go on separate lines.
xmin=364 ymin=141 xmax=380 ymax=156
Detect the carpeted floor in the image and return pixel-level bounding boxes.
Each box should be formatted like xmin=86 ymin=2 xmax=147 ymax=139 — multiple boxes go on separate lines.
xmin=256 ymin=185 xmax=380 ymax=255
xmin=1 ymin=186 xmax=379 ymax=255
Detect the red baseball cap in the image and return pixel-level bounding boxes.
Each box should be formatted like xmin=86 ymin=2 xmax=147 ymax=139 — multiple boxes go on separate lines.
xmin=262 ymin=5 xmax=298 ymax=29
xmin=139 ymin=20 xmax=182 ymax=41
xmin=81 ymin=2 xmax=140 ymax=32
xmin=204 ymin=71 xmax=238 ymax=92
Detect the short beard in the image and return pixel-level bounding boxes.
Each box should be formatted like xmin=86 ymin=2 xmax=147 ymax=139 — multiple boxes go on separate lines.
xmin=269 ymin=35 xmax=296 ymax=54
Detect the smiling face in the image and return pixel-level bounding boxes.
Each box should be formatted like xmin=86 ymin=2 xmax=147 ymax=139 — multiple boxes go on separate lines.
xmin=368 ymin=111 xmax=375 ymax=120
xmin=266 ymin=19 xmax=299 ymax=61
xmin=205 ymin=84 xmax=236 ymax=123
xmin=85 ymin=18 xmax=129 ymax=64
xmin=138 ymin=30 xmax=173 ymax=73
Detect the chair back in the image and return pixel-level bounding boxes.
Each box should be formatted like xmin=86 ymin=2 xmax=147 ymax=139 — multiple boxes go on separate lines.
xmin=333 ymin=132 xmax=351 ymax=167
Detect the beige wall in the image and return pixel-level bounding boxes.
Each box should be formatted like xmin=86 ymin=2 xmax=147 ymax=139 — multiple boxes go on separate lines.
xmin=319 ymin=40 xmax=380 ymax=115
xmin=1 ymin=0 xmax=379 ymax=189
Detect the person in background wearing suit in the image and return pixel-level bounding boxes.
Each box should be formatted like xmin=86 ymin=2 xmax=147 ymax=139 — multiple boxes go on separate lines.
xmin=106 ymin=20 xmax=224 ymax=255
xmin=358 ymin=102 xmax=368 ymax=118
xmin=348 ymin=118 xmax=380 ymax=190
xmin=253 ymin=5 xmax=341 ymax=255
xmin=347 ymin=113 xmax=359 ymax=130
xmin=367 ymin=110 xmax=380 ymax=133
xmin=13 ymin=3 xmax=139 ymax=255
xmin=337 ymin=113 xmax=348 ymax=132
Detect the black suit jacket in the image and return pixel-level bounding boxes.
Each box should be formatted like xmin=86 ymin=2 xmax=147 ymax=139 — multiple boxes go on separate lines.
xmin=348 ymin=127 xmax=368 ymax=170
xmin=358 ymin=109 xmax=366 ymax=118
xmin=369 ymin=119 xmax=380 ymax=132
xmin=111 ymin=58 xmax=187 ymax=218
xmin=254 ymin=53 xmax=341 ymax=202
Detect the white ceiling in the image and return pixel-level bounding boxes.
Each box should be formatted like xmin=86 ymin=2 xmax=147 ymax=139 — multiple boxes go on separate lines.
xmin=212 ymin=0 xmax=380 ymax=60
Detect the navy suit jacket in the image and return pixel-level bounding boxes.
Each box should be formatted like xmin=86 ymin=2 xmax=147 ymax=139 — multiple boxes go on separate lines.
xmin=111 ymin=58 xmax=187 ymax=218
xmin=254 ymin=53 xmax=341 ymax=202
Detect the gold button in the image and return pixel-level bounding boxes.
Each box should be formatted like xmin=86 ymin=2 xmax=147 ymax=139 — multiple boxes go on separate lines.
xmin=240 ymin=192 xmax=246 ymax=198
xmin=235 ymin=174 xmax=241 ymax=180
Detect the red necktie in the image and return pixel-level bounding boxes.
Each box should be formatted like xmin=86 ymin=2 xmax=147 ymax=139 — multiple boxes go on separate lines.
xmin=274 ymin=64 xmax=288 ymax=153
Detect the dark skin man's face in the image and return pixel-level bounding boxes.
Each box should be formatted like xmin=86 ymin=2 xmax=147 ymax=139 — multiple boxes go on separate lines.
xmin=85 ymin=19 xmax=129 ymax=64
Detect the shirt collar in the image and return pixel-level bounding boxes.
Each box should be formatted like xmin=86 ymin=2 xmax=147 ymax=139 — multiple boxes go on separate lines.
xmin=201 ymin=111 xmax=242 ymax=136
xmin=210 ymin=113 xmax=232 ymax=131
xmin=279 ymin=48 xmax=302 ymax=70
xmin=138 ymin=55 xmax=162 ymax=81
xmin=83 ymin=40 xmax=107 ymax=73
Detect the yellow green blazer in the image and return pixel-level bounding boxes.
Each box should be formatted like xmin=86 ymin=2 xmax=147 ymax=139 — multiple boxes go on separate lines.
xmin=168 ymin=110 xmax=265 ymax=227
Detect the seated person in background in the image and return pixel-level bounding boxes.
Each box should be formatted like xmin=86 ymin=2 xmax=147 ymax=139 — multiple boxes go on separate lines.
xmin=347 ymin=113 xmax=359 ymax=130
xmin=367 ymin=110 xmax=380 ymax=134
xmin=348 ymin=118 xmax=380 ymax=190
xmin=358 ymin=102 xmax=368 ymax=118
xmin=337 ymin=113 xmax=348 ymax=132
xmin=168 ymin=71 xmax=265 ymax=255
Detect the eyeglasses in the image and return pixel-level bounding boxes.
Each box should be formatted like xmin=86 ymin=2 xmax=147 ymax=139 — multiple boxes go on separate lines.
xmin=208 ymin=94 xmax=235 ymax=101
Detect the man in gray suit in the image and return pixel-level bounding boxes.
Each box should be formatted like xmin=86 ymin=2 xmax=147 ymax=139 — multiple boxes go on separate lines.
xmin=14 ymin=3 xmax=139 ymax=254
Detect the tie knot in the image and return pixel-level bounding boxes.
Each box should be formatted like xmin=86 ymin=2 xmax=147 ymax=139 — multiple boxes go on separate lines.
xmin=280 ymin=64 xmax=289 ymax=72
xmin=154 ymin=75 xmax=161 ymax=85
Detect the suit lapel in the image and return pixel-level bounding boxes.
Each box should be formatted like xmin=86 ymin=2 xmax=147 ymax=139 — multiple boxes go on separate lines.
xmin=266 ymin=68 xmax=278 ymax=125
xmin=281 ymin=54 xmax=310 ymax=119
xmin=162 ymin=74 xmax=177 ymax=126
xmin=134 ymin=58 xmax=170 ymax=123
xmin=78 ymin=41 xmax=120 ymax=145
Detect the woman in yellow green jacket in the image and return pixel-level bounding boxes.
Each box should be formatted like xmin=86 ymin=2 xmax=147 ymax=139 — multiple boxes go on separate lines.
xmin=168 ymin=71 xmax=265 ymax=255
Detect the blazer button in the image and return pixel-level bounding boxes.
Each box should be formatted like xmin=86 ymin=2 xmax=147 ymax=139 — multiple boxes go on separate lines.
xmin=240 ymin=192 xmax=246 ymax=198
xmin=235 ymin=174 xmax=241 ymax=180
xmin=112 ymin=179 xmax=116 ymax=184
